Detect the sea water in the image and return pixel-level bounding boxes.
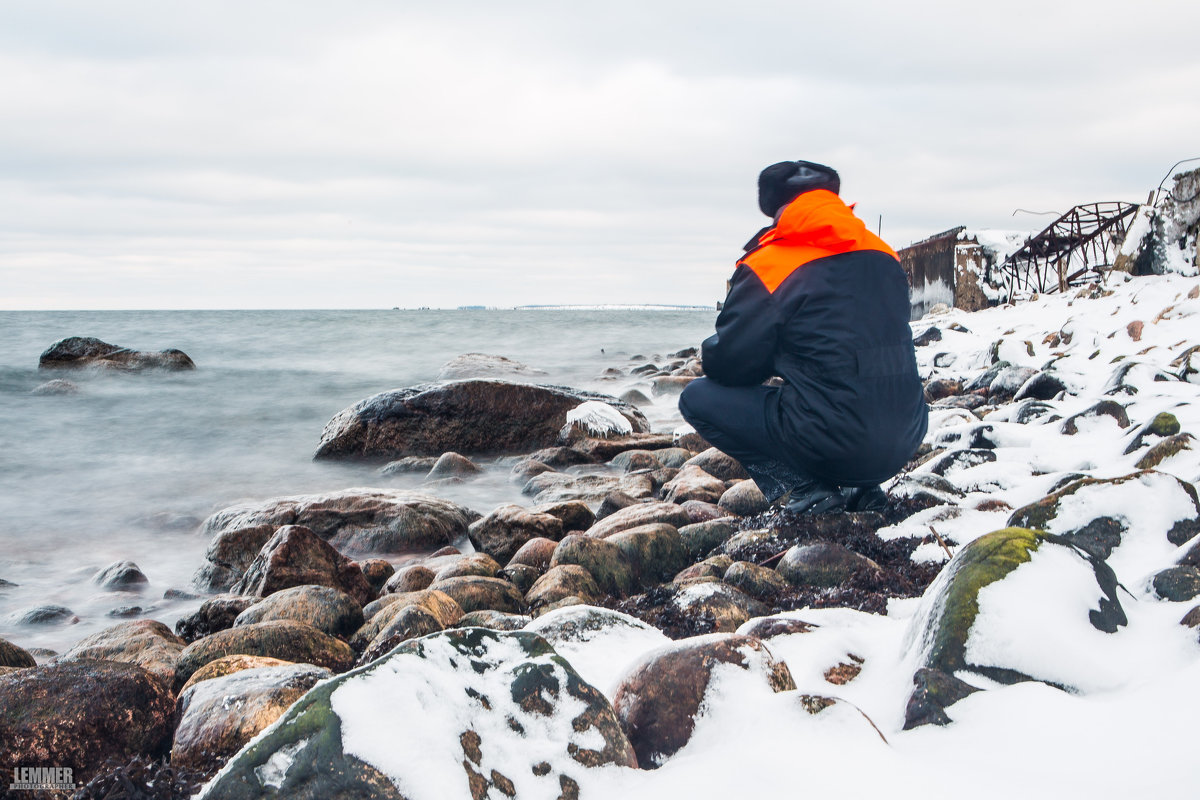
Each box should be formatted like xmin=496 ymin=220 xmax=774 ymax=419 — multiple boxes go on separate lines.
xmin=0 ymin=309 xmax=716 ymax=653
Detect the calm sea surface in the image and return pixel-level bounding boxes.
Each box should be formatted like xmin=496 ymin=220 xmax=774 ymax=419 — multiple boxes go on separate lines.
xmin=0 ymin=309 xmax=717 ymax=653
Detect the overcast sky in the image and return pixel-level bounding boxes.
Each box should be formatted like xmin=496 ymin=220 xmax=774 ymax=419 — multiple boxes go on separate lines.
xmin=2 ymin=0 xmax=1198 ymax=309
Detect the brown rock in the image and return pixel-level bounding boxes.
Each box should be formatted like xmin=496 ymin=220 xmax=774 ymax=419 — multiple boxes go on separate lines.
xmin=174 ymin=595 xmax=260 ymax=643
xmin=1127 ymin=320 xmax=1144 ymax=341
xmin=0 ymin=636 xmax=39 ymax=668
xmin=739 ymin=617 xmax=818 ymax=639
xmin=612 ymin=634 xmax=795 ymax=767
xmin=667 ymin=581 xmax=769 ymax=632
xmin=38 ymin=336 xmax=195 ymax=371
xmin=567 ymin=432 xmax=677 ymax=461
xmin=777 ymin=542 xmax=882 ymax=588
xmin=507 ymin=537 xmax=558 ymax=570
xmin=550 ymin=535 xmax=637 ymax=598
xmin=681 ymin=448 xmax=750 ymax=481
xmin=352 ymin=589 xmax=463 ymax=649
xmin=315 ymin=380 xmax=649 ymax=460
xmin=586 ymin=502 xmax=692 ymax=539
xmin=532 ymin=500 xmax=596 ymax=534
xmin=232 ymin=525 xmax=374 ymax=606
xmin=60 ymin=619 xmax=185 ymax=687
xmin=0 ymin=661 xmax=175 ymax=784
xmin=357 ymin=604 xmax=444 ymax=665
xmin=723 ymin=561 xmax=789 ymax=601
xmin=607 ymin=524 xmax=689 ymax=588
xmin=173 ymin=620 xmax=355 ymax=691
xmin=525 ymin=565 xmax=605 ymax=610
xmin=425 ymin=451 xmax=484 ymax=480
xmin=356 ymin=558 xmax=395 ymax=593
xmin=232 ymin=584 xmax=364 ymax=639
xmin=384 ymin=564 xmax=436 ymax=594
xmin=180 ymin=654 xmax=295 ymax=693
xmin=468 ymin=504 xmax=564 ymax=564
xmin=661 ymin=464 xmax=727 ymax=504
xmin=717 ymin=480 xmax=768 ymax=516
xmin=429 ymin=576 xmax=525 ymax=615
xmin=172 ymin=663 xmax=332 ymax=771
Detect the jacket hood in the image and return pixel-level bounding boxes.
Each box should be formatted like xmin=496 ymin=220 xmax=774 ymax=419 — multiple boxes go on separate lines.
xmin=757 ymin=190 xmax=897 ymax=258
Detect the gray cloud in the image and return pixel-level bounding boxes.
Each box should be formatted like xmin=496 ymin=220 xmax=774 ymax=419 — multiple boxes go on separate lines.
xmin=2 ymin=0 xmax=1198 ymax=308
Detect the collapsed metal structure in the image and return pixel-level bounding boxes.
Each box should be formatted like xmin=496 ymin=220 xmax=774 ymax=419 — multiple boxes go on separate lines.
xmin=1000 ymin=201 xmax=1140 ymax=294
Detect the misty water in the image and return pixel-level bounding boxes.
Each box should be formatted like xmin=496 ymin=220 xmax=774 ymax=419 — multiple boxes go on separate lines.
xmin=0 ymin=309 xmax=716 ymax=654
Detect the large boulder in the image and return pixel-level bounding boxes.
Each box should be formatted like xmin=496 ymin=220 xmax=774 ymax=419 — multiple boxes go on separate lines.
xmin=1007 ymin=471 xmax=1200 ymax=572
xmin=59 ymin=619 xmax=185 ymax=687
xmin=174 ymin=620 xmax=355 ymax=691
xmin=173 ymin=663 xmax=332 ymax=771
xmin=611 ymin=633 xmax=795 ymax=767
xmin=550 ymin=535 xmax=637 ymax=599
xmin=0 ymin=636 xmax=37 ymax=668
xmin=0 ymin=661 xmax=175 ymax=784
xmin=428 ymin=576 xmax=525 ymax=615
xmin=233 ymin=585 xmax=364 ymax=639
xmin=194 ymin=490 xmax=477 ymax=591
xmin=196 ymin=629 xmax=637 ymax=799
xmin=906 ymin=528 xmax=1126 ymax=697
xmin=232 ymin=525 xmax=375 ymax=607
xmin=467 ymin=504 xmax=564 ymax=564
xmin=314 ymin=380 xmax=649 ymax=460
xmin=524 ymin=605 xmax=670 ymax=695
xmin=38 ymin=336 xmax=195 ymax=371
xmin=606 ymin=524 xmax=689 ymax=588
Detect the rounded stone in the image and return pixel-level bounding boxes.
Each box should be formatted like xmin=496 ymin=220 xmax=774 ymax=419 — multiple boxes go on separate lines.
xmin=777 ymin=542 xmax=881 ymax=588
xmin=233 ymin=584 xmax=364 ymax=639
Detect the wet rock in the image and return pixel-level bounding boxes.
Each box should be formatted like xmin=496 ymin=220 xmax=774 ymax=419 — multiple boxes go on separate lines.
xmin=13 ymin=604 xmax=78 ymax=626
xmin=986 ymin=366 xmax=1038 ymax=402
xmin=550 ymin=535 xmax=636 ymax=598
xmin=903 ymin=667 xmax=981 ymax=729
xmin=912 ymin=326 xmax=942 ymax=346
xmin=175 ymin=595 xmax=259 ymax=643
xmin=436 ymin=353 xmax=547 ymax=381
xmin=681 ymin=447 xmax=750 ymax=481
xmin=1123 ymin=412 xmax=1182 ymax=454
xmin=180 ymin=654 xmax=295 ymax=692
xmin=596 ymin=490 xmax=641 ymax=520
xmin=435 ymin=553 xmax=502 ymax=582
xmin=195 ymin=489 xmax=477 ymax=588
xmin=352 ymin=589 xmax=463 ymax=650
xmin=718 ymin=480 xmax=768 ymax=516
xmin=612 ymin=634 xmax=795 ymax=767
xmin=777 ymin=542 xmax=881 ymax=588
xmin=586 ymin=501 xmax=692 ymax=539
xmin=526 ymin=565 xmax=605 ymax=610
xmin=527 ymin=446 xmax=598 ymax=469
xmin=619 ymin=388 xmax=652 ymax=405
xmin=200 ymin=629 xmax=636 ymax=799
xmin=232 ymin=525 xmax=374 ymax=606
xmin=920 ymin=448 xmax=997 ymax=477
xmin=0 ymin=661 xmax=175 ymax=784
xmin=429 ymin=575 xmax=525 ymax=615
xmin=356 ymin=558 xmax=395 ymax=593
xmin=38 ymin=336 xmax=195 ymax=371
xmin=379 ymin=456 xmax=438 ymax=476
xmin=567 ymin=432 xmax=678 ymax=461
xmin=1135 ymin=433 xmax=1195 ymax=470
xmin=655 ymin=447 xmax=695 ymax=469
xmin=60 ymin=620 xmax=184 ymax=687
xmin=499 ymin=564 xmax=541 ymax=595
xmin=0 ymin=637 xmax=36 ymax=668
xmin=233 ymin=584 xmax=364 ymax=639
xmin=315 ymin=380 xmax=649 ymax=460
xmin=507 ymin=537 xmax=558 ymax=570
xmin=650 ymin=375 xmax=695 ymax=395
xmin=1182 ymin=606 xmax=1200 ymax=628
xmin=468 ymin=504 xmax=564 ymax=564
xmin=679 ymin=518 xmax=740 ymax=560
xmin=907 ymin=528 xmax=1126 ymax=689
xmin=923 ymin=378 xmax=962 ymax=401
xmin=661 ymin=464 xmax=726 ymax=504
xmin=665 ymin=581 xmax=769 ymax=632
xmin=609 ymin=449 xmax=663 ymax=473
xmin=1152 ymin=566 xmax=1200 ymax=602
xmin=456 ymin=610 xmax=531 ymax=631
xmin=31 ymin=378 xmax=80 ymax=395
xmin=738 ymin=617 xmax=818 ymax=639
xmin=1059 ymin=399 xmax=1131 ymax=435
xmin=93 ymin=560 xmax=149 ymax=592
xmin=526 ymin=472 xmax=623 ymax=504
xmin=674 ymin=555 xmax=734 ymax=582
xmin=724 ymin=561 xmax=789 ymax=601
xmin=358 ymin=604 xmax=444 ymax=665
xmin=173 ymin=620 xmax=355 ymax=691
xmin=509 ymin=458 xmax=559 ymax=486
xmin=1012 ymin=399 xmax=1060 ymax=424
xmin=425 ymin=451 xmax=483 ymax=481
xmin=1012 ymin=371 xmax=1067 ymax=401
xmin=889 ymin=473 xmax=965 ymax=509
xmin=384 ymin=564 xmax=436 ymax=594
xmin=172 ymin=663 xmax=332 ymax=771
xmin=933 ymin=394 xmax=987 ymax=410
xmin=608 ymin=524 xmax=688 ymax=588
xmin=1007 ymin=470 xmax=1200 ymax=556
xmin=679 ymin=499 xmax=729 ymax=524
xmin=532 ymin=500 xmax=595 ymax=534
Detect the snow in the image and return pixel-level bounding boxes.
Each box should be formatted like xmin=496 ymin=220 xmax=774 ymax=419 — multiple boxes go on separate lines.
xmin=564 ymin=400 xmax=634 ymax=437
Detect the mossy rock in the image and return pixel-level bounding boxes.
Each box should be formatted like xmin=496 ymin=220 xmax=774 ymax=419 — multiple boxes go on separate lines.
xmin=549 ymin=534 xmax=636 ymax=599
xmin=607 ymin=524 xmax=688 ymax=589
xmin=678 ymin=519 xmax=739 ymax=560
xmin=909 ymin=527 xmax=1125 ymax=686
xmin=196 ymin=628 xmax=636 ymax=799
xmin=723 ymin=561 xmax=789 ymax=601
xmin=174 ymin=620 xmax=355 ymax=692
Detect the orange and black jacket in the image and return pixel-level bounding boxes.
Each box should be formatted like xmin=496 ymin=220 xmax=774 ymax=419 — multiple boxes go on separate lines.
xmin=701 ymin=189 xmax=928 ymax=486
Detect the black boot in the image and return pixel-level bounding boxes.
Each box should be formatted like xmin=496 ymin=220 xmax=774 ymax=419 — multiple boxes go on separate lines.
xmin=783 ymin=479 xmax=847 ymax=515
xmin=842 ymin=485 xmax=887 ymax=513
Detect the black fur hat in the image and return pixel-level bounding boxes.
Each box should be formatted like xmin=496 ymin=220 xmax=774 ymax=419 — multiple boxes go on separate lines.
xmin=757 ymin=160 xmax=841 ymax=217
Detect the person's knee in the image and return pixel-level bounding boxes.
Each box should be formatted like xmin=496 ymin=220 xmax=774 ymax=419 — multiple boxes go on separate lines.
xmin=678 ymin=378 xmax=709 ymax=426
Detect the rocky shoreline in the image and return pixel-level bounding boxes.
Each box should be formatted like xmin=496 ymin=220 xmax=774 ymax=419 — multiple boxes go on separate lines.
xmin=3 ymin=278 xmax=1200 ymax=798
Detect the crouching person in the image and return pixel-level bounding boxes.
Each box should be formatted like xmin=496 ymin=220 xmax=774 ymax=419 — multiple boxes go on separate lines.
xmin=679 ymin=160 xmax=928 ymax=514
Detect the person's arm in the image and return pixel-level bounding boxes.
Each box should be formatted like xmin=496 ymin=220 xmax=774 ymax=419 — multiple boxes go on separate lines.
xmin=700 ymin=265 xmax=778 ymax=386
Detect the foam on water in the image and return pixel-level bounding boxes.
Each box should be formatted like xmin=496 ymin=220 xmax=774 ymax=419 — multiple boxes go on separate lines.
xmin=0 ymin=308 xmax=715 ymax=653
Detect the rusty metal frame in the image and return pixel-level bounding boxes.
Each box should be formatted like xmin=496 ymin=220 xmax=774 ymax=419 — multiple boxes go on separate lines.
xmin=1001 ymin=201 xmax=1140 ymax=294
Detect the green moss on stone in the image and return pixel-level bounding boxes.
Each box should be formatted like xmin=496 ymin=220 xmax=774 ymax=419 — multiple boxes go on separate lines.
xmin=1135 ymin=433 xmax=1195 ymax=470
xmin=1149 ymin=412 xmax=1182 ymax=437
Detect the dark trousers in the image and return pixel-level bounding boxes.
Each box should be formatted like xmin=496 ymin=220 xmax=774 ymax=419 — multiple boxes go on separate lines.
xmin=678 ymin=377 xmax=822 ymax=503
